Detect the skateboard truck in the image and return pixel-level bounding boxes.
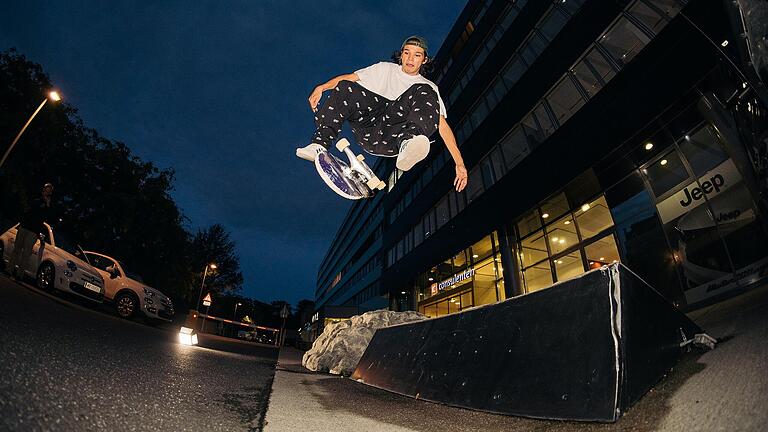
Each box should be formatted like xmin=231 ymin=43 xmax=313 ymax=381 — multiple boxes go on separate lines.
xmin=679 ymin=329 xmax=717 ymax=351
xmin=336 ymin=139 xmax=386 ymax=191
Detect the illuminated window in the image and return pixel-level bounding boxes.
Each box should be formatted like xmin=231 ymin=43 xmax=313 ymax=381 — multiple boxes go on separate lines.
xmin=516 ymin=192 xmax=617 ymax=290
xmin=548 ymin=213 xmax=578 ymax=255
xmin=575 ymin=196 xmax=614 ymax=240
xmin=541 ymin=192 xmax=570 ymax=222
xmin=519 ymin=230 xmax=548 ymax=268
xmin=460 ymin=291 xmax=474 ymax=311
xmin=585 ymin=235 xmax=621 ymax=269
xmin=470 ymin=234 xmax=495 ymax=262
xmin=474 ymin=258 xmax=499 ymax=306
xmin=517 ymin=209 xmax=542 ymax=239
xmin=521 ymin=263 xmax=553 ymax=293
xmin=553 ymin=251 xmax=585 ymax=281
xmin=436 ymin=300 xmax=449 ymax=317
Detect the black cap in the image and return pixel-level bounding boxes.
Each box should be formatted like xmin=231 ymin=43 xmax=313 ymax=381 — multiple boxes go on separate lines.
xmin=402 ymin=35 xmax=428 ymax=56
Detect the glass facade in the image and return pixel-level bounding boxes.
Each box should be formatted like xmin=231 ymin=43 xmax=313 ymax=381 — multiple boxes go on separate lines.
xmin=642 ymin=122 xmax=768 ymax=305
xmin=401 ymin=71 xmax=768 ymax=311
xmin=319 ymin=0 xmax=768 ymax=332
xmin=517 ymin=193 xmax=619 ymax=293
xmin=387 ymin=0 xmax=687 ymax=268
xmin=416 ymin=232 xmax=505 ymax=318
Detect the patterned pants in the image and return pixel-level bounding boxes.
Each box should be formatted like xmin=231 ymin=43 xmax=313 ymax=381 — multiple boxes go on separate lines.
xmin=311 ymin=80 xmax=440 ymax=156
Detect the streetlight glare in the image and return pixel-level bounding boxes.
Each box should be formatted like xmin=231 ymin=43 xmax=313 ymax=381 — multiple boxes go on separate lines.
xmin=209 ymin=263 xmax=218 ymax=270
xmin=1 ymin=90 xmax=63 ymax=168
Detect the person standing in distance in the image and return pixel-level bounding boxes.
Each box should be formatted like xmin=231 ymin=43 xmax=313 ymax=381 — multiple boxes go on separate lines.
xmin=9 ymin=182 xmax=60 ymax=279
xmin=296 ymin=36 xmax=468 ymax=192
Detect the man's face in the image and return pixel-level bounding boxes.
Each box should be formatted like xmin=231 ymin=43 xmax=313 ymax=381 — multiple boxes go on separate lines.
xmin=42 ymin=185 xmax=53 ymax=197
xmin=400 ymin=44 xmax=427 ymax=76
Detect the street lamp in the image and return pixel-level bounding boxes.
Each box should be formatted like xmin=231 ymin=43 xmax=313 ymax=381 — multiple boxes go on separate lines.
xmin=196 ymin=263 xmax=217 ymax=311
xmin=233 ymin=302 xmax=242 ymax=321
xmin=1 ymin=91 xmax=62 ymax=169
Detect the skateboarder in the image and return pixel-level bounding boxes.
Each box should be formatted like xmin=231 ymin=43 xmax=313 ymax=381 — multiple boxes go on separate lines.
xmin=297 ymin=36 xmax=468 ymax=192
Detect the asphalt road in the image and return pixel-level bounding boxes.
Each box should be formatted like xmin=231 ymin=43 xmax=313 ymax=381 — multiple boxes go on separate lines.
xmin=0 ymin=275 xmax=279 ymax=432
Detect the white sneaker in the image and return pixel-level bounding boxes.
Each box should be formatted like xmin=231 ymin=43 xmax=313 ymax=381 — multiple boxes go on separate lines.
xmin=396 ymin=135 xmax=430 ymax=171
xmin=296 ymin=143 xmax=326 ymax=162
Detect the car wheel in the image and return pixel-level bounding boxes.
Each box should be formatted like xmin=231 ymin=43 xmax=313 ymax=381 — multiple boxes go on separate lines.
xmin=37 ymin=263 xmax=55 ymax=291
xmin=115 ymin=292 xmax=139 ymax=319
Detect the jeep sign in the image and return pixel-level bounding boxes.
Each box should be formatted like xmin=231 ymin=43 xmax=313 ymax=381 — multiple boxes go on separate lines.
xmin=656 ymin=159 xmax=740 ymax=224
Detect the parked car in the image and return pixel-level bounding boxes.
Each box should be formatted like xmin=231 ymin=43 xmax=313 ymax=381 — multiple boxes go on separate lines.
xmin=0 ymin=223 xmax=105 ymax=302
xmin=83 ymin=251 xmax=174 ymax=322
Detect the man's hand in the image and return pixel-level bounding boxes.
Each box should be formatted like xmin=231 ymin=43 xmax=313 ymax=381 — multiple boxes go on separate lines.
xmin=308 ymin=86 xmax=325 ymax=112
xmin=454 ymin=164 xmax=468 ymax=192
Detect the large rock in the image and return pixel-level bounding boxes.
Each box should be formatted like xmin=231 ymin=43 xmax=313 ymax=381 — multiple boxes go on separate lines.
xmin=302 ymin=309 xmax=427 ymax=376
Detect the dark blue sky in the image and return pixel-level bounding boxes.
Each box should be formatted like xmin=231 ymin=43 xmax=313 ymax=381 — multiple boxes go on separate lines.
xmin=0 ymin=1 xmax=467 ymax=305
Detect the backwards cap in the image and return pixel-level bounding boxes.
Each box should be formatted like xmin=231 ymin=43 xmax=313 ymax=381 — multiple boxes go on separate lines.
xmin=401 ymin=35 xmax=428 ymax=56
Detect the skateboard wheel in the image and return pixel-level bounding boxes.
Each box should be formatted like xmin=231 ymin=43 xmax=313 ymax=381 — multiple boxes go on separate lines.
xmin=335 ymin=138 xmax=351 ymax=152
xmin=367 ymin=178 xmax=386 ymax=191
xmin=356 ymin=154 xmax=365 ymax=161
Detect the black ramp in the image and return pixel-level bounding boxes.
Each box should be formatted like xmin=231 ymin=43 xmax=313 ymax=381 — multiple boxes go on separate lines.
xmin=618 ymin=266 xmax=701 ymax=409
xmin=352 ymin=264 xmax=703 ymax=422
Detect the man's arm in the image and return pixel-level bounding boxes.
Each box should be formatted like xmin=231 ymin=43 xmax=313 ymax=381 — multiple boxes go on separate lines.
xmin=308 ymin=73 xmax=360 ymax=112
xmin=438 ymin=116 xmax=468 ymax=192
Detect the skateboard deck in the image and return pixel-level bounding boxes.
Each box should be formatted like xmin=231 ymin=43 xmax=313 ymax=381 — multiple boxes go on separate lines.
xmin=315 ymin=138 xmax=386 ymax=200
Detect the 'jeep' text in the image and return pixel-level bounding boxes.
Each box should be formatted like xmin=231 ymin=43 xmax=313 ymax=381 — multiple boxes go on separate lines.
xmin=679 ymin=174 xmax=725 ymax=207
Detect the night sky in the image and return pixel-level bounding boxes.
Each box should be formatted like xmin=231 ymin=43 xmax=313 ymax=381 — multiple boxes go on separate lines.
xmin=0 ymin=1 xmax=467 ymax=305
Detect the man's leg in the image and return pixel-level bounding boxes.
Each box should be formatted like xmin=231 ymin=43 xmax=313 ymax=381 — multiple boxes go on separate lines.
xmin=380 ymin=84 xmax=440 ymax=169
xmin=9 ymin=228 xmax=35 ymax=277
xmin=298 ymin=81 xmax=385 ymax=161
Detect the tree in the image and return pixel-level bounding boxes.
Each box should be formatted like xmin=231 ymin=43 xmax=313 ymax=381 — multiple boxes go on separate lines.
xmin=0 ymin=49 xmax=247 ymax=309
xmin=295 ymin=299 xmax=315 ymax=326
xmin=189 ymin=224 xmax=244 ymax=300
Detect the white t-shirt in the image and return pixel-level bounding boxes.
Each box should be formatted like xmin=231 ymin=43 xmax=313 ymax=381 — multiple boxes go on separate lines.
xmin=354 ymin=62 xmax=447 ymax=118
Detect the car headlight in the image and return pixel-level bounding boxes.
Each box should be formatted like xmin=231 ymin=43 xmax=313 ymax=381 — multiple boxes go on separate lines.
xmin=143 ymin=288 xmax=155 ymax=296
xmin=66 ymin=260 xmax=78 ymax=271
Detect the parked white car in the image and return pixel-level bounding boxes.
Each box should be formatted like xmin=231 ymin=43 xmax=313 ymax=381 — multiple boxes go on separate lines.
xmin=0 ymin=223 xmax=105 ymax=302
xmin=83 ymin=251 xmax=175 ymax=322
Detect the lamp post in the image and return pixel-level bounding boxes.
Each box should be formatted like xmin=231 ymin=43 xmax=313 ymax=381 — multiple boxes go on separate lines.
xmin=196 ymin=263 xmax=217 ymax=312
xmin=1 ymin=91 xmax=62 ymax=169
xmin=233 ymin=302 xmax=242 ymax=321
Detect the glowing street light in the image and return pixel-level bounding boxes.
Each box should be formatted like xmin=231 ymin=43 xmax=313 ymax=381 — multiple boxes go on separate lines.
xmin=1 ymin=90 xmax=63 ymax=169
xmin=233 ymin=302 xmax=242 ymax=321
xmin=196 ymin=263 xmax=217 ymax=312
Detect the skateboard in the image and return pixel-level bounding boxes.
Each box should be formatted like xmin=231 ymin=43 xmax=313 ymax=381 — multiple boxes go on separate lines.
xmin=315 ymin=138 xmax=387 ymax=200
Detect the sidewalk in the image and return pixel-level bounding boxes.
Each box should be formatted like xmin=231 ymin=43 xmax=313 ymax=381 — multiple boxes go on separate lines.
xmin=263 ymin=284 xmax=768 ymax=431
